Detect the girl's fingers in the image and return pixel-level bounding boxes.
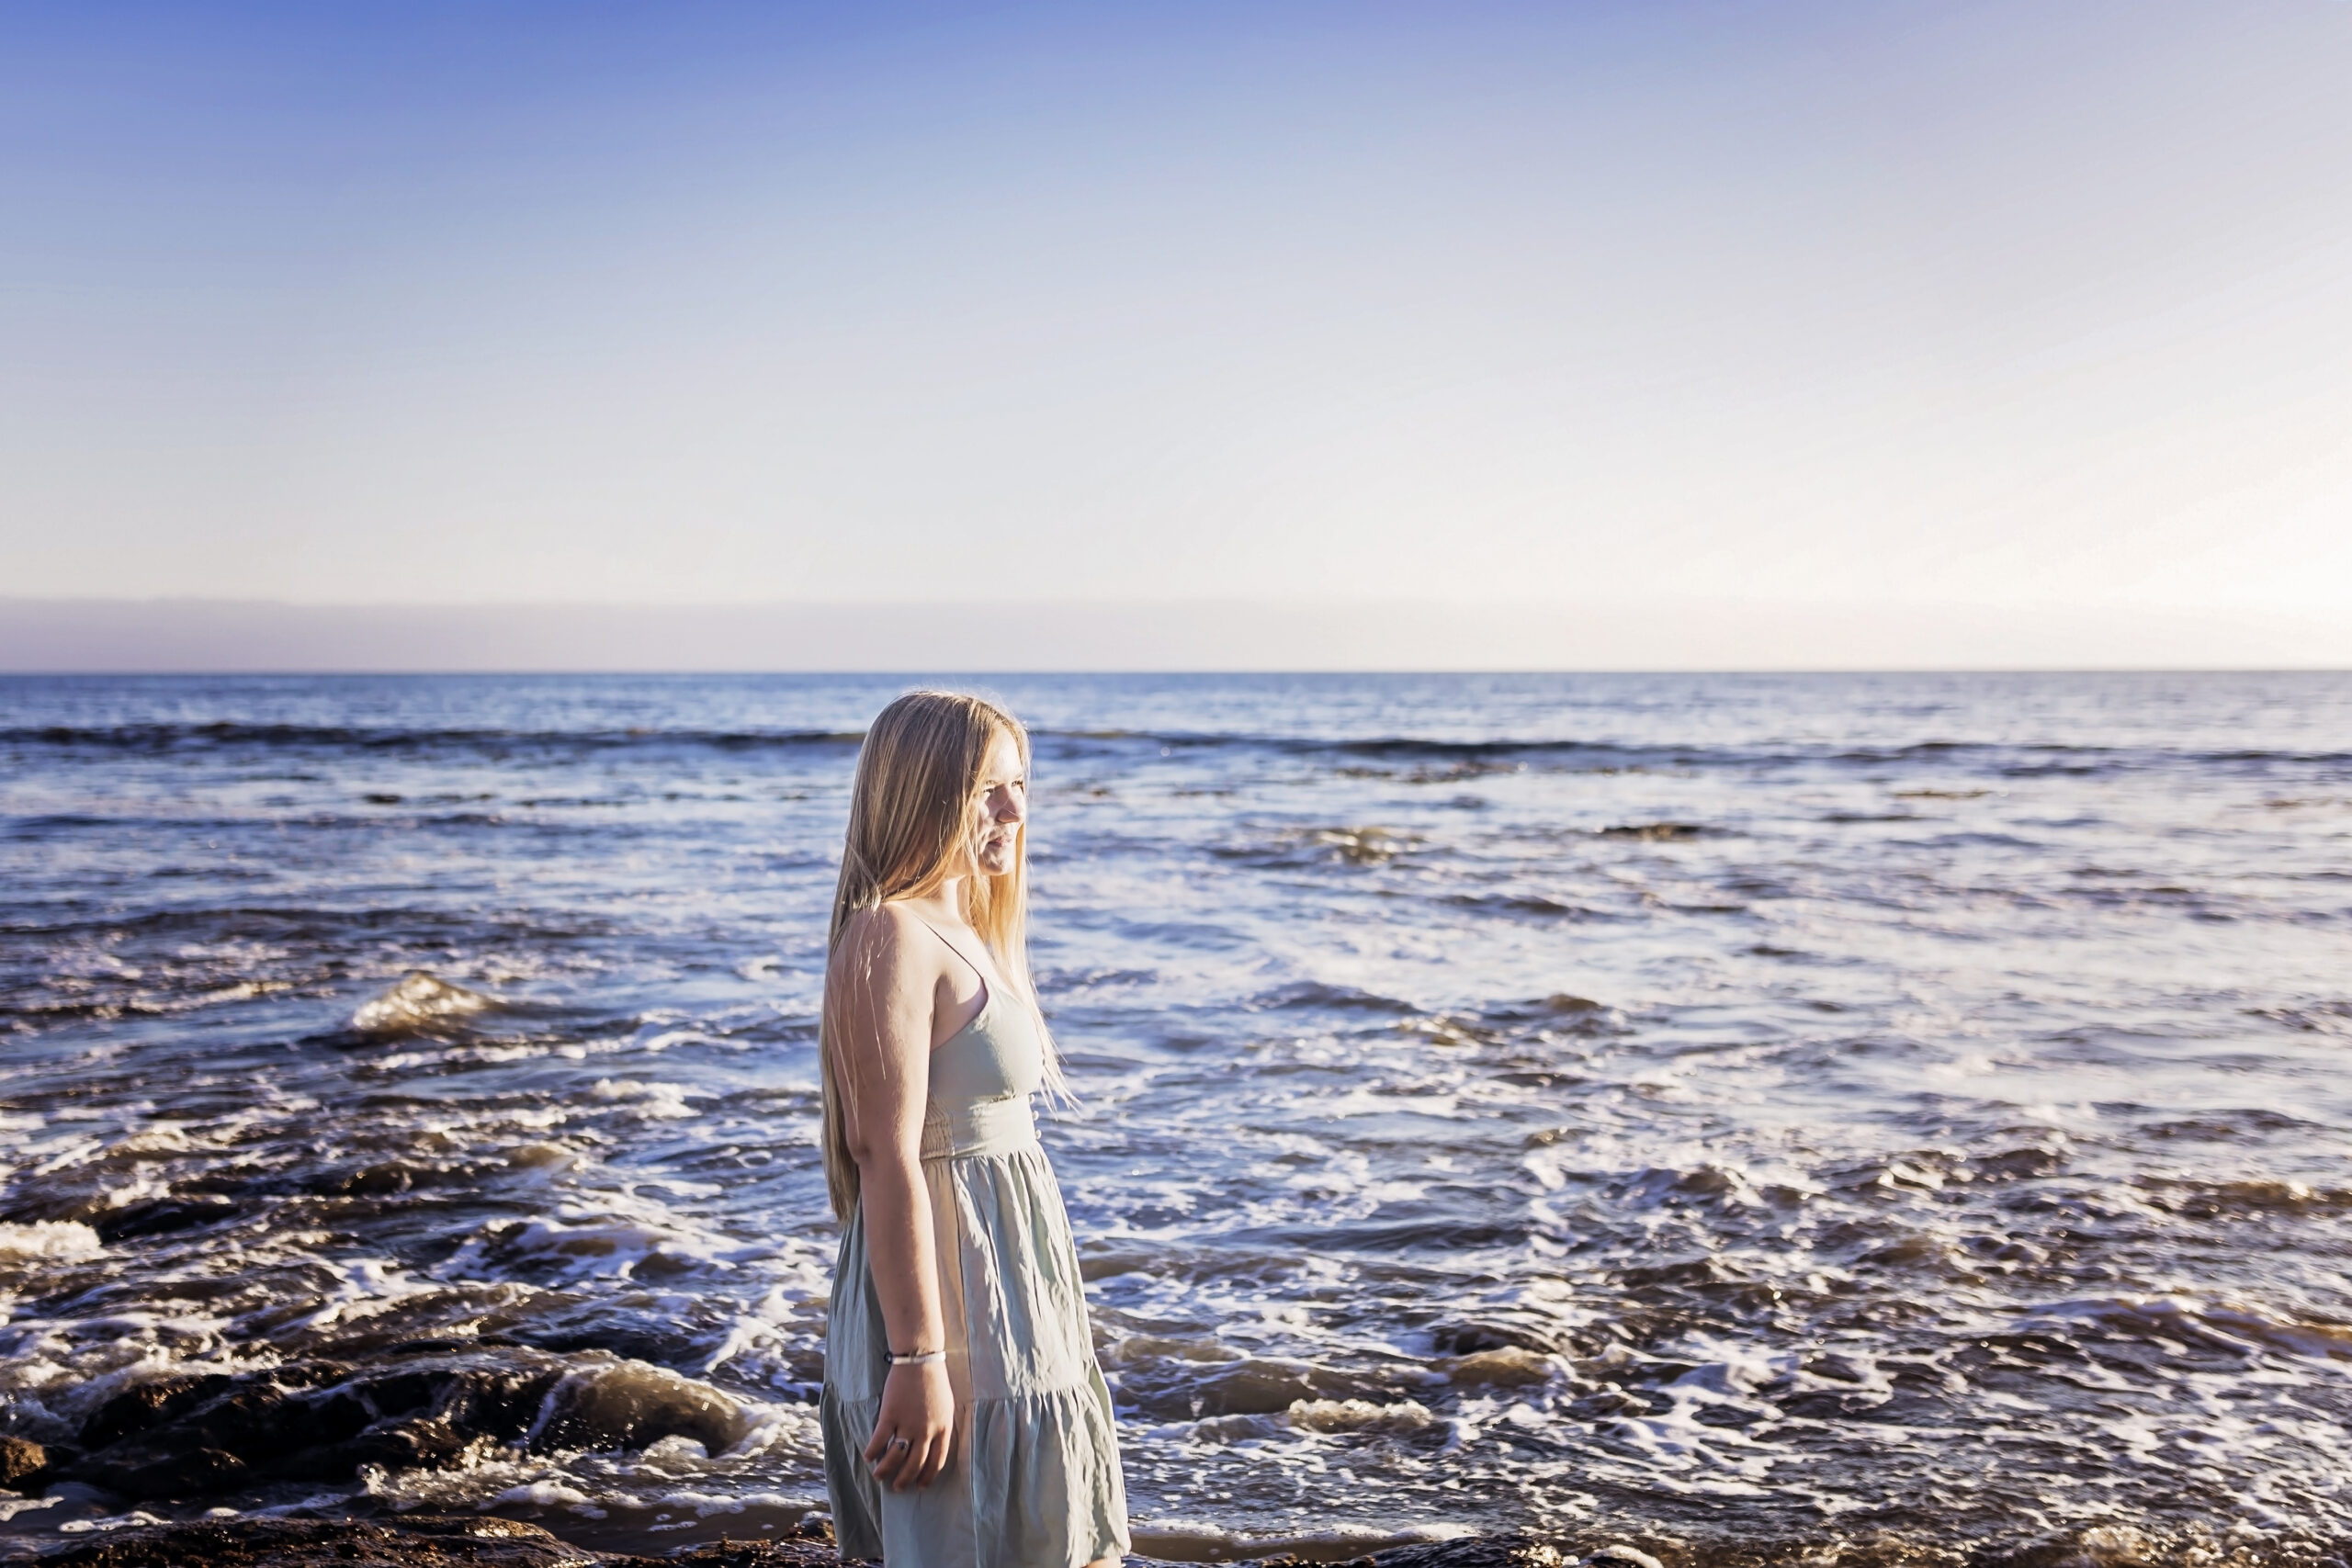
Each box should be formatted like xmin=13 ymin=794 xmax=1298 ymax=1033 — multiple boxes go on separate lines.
xmin=893 ymin=1433 xmax=930 ymax=1491
xmin=919 ymin=1428 xmax=951 ymax=1486
xmin=922 ymin=1428 xmax=950 ymax=1489
xmin=888 ymin=1427 xmax=949 ymax=1491
xmin=906 ymin=1431 xmax=935 ymax=1490
xmin=866 ymin=1426 xmax=920 ymax=1485
xmin=865 ymin=1406 xmax=953 ymax=1489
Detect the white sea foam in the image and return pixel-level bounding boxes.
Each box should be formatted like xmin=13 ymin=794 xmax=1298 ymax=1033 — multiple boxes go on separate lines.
xmin=0 ymin=1221 xmax=100 ymax=1260
xmin=59 ymin=1511 xmax=170 ymax=1534
xmin=589 ymin=1078 xmax=707 ymax=1118
xmin=496 ymin=1478 xmax=594 ymax=1506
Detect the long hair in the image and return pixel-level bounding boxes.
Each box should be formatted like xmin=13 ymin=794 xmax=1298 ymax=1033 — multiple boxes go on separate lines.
xmin=819 ymin=691 xmax=1057 ymax=1221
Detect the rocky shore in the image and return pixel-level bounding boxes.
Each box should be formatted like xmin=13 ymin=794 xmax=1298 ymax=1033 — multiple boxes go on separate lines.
xmin=0 ymin=1361 xmax=2334 ymax=1568
xmin=0 ymin=1348 xmax=742 ymax=1508
xmin=0 ymin=1517 xmax=1618 ymax=1568
xmin=7 ymin=1512 xmax=2338 ymax=1568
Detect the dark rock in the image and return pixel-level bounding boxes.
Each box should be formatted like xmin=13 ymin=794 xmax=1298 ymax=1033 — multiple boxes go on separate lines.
xmin=0 ymin=1515 xmax=591 ymax=1567
xmin=55 ymin=1348 xmax=743 ymax=1503
xmin=485 ymin=1294 xmax=713 ymax=1369
xmin=277 ymin=1415 xmax=481 ymax=1482
xmin=388 ymin=1337 xmax=519 ymax=1355
xmin=1371 ymin=1537 xmax=1568 ymax=1568
xmin=1430 ymin=1320 xmax=1566 ymax=1357
xmin=1598 ymin=821 xmax=1705 ymax=840
xmin=1567 ymin=1388 xmax=1648 ymax=1420
xmin=657 ymin=1543 xmax=837 ymax=1567
xmin=92 ymin=1195 xmax=241 ymax=1242
xmin=80 ymin=1371 xmax=238 ymax=1449
xmin=0 ymin=1516 xmax=846 ymax=1567
xmin=96 ymin=1444 xmax=250 ymax=1501
xmin=529 ymin=1359 xmax=749 ymax=1453
xmin=0 ymin=1435 xmax=47 ymax=1490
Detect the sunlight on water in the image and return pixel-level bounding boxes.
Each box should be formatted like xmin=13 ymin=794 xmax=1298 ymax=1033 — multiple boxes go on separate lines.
xmin=0 ymin=673 xmax=2348 ymax=1560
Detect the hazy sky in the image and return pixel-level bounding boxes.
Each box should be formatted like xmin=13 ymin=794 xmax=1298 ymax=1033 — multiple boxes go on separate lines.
xmin=5 ymin=1 xmax=2349 ymax=622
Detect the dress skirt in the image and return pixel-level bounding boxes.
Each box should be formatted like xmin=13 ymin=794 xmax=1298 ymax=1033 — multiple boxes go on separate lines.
xmin=822 ymin=1125 xmax=1129 ymax=1568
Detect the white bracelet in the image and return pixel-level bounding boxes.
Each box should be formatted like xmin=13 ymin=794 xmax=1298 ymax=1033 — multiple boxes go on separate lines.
xmin=886 ymin=1348 xmax=946 ymax=1366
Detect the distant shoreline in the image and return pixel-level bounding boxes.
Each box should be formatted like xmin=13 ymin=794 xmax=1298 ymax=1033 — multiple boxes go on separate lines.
xmin=4 ymin=597 xmax=2347 ymax=674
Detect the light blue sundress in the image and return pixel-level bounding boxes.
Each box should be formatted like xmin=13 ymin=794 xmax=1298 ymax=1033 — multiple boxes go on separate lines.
xmin=821 ymin=934 xmax=1129 ymax=1568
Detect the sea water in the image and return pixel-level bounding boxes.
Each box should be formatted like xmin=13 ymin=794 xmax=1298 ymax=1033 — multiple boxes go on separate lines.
xmin=1 ymin=673 xmax=2347 ymax=1559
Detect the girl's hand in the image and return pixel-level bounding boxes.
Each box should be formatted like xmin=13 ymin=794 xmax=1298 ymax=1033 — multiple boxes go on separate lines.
xmin=865 ymin=1359 xmax=954 ymax=1490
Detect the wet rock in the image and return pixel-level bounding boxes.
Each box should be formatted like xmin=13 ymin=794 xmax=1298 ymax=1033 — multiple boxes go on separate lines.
xmin=81 ymin=1371 xmax=240 ymax=1449
xmin=98 ymin=1443 xmax=250 ymax=1499
xmin=326 ymin=1413 xmax=481 ymax=1475
xmin=1430 ymin=1319 xmax=1566 ymax=1357
xmin=59 ymin=1348 xmax=744 ymax=1503
xmin=0 ymin=1435 xmax=48 ymax=1489
xmin=658 ymin=1544 xmax=837 ymax=1567
xmin=1567 ymin=1387 xmax=1649 ymax=1420
xmin=530 ymin=1359 xmax=749 ymax=1453
xmin=1597 ymin=821 xmax=1705 ymax=840
xmin=0 ymin=1515 xmax=589 ymax=1568
xmin=1370 ymin=1537 xmax=1568 ymax=1568
xmin=0 ymin=1516 xmax=843 ymax=1567
xmin=92 ymin=1195 xmax=242 ymax=1242
xmin=1437 ymin=1347 xmax=1558 ymax=1387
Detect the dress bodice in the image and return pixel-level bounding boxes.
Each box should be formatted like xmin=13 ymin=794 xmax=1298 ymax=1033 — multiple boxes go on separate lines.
xmin=921 ymin=985 xmax=1045 ymax=1159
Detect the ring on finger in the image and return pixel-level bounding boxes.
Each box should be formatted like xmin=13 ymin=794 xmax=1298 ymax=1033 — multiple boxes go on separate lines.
xmin=888 ymin=1435 xmax=911 ymax=1450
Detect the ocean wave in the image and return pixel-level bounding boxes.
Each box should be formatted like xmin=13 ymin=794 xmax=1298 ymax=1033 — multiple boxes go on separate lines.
xmin=1050 ymin=728 xmax=2352 ymax=771
xmin=0 ymin=721 xmax=865 ymax=752
xmin=14 ymin=717 xmax=2352 ymax=786
xmin=351 ymin=971 xmax=497 ymax=1035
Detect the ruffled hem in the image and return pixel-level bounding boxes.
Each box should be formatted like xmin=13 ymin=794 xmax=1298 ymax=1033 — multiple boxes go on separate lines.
xmin=823 ymin=1382 xmax=1129 ymax=1568
xmin=824 ymin=1133 xmax=1127 ymax=1565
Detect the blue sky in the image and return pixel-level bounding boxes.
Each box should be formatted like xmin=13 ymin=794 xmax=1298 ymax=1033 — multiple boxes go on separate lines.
xmin=4 ymin=2 xmax=2349 ymax=651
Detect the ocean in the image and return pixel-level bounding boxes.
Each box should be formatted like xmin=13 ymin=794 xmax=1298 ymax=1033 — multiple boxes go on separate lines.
xmin=1 ymin=672 xmax=2348 ymax=1562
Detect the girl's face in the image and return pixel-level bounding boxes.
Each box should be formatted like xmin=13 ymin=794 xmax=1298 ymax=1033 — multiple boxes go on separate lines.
xmin=966 ymin=728 xmax=1027 ymax=879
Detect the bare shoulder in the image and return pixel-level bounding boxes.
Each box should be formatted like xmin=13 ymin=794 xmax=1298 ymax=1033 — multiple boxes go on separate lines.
xmin=830 ymin=904 xmax=936 ymax=989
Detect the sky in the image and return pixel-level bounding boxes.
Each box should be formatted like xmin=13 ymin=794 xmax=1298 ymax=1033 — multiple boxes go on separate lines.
xmin=3 ymin=1 xmax=2349 ymax=665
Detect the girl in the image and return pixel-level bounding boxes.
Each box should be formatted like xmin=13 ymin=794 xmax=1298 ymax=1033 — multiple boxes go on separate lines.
xmin=819 ymin=692 xmax=1127 ymax=1568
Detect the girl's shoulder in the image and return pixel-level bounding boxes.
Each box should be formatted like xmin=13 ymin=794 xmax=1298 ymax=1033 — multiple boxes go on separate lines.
xmin=831 ymin=901 xmax=938 ymax=972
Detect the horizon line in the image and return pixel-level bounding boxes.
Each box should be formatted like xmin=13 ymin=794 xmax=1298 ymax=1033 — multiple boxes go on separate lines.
xmin=5 ymin=596 xmax=2347 ymax=675
xmin=6 ymin=666 xmax=2352 ymax=679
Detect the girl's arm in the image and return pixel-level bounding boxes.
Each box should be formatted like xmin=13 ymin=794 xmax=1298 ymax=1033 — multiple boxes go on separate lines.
xmin=834 ymin=907 xmax=955 ymax=1490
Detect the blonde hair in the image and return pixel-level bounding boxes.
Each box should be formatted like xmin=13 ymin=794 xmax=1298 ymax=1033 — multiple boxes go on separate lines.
xmin=819 ymin=690 xmax=1057 ymax=1221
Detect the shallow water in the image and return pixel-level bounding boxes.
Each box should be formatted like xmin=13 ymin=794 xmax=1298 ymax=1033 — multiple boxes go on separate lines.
xmin=2 ymin=672 xmax=2349 ymax=1560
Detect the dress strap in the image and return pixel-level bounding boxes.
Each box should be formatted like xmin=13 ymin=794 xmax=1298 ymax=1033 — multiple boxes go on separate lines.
xmin=911 ymin=918 xmax=994 ymax=1005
